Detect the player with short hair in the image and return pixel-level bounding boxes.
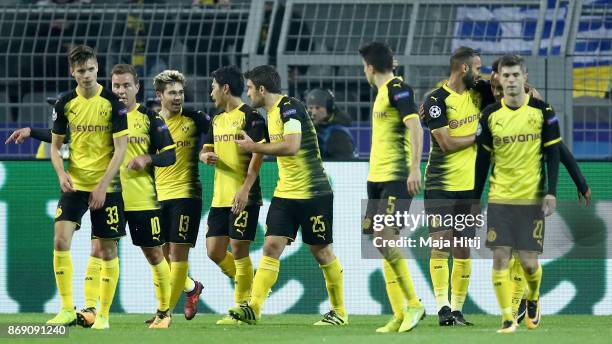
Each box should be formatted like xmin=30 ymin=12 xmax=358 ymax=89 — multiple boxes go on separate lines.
xmin=422 ymin=46 xmax=495 ymax=326
xmin=229 ymin=65 xmax=347 ymax=326
xmin=487 ymin=57 xmax=591 ymax=325
xmin=199 ymin=65 xmax=267 ymax=325
xmin=475 ymin=54 xmax=561 ymax=333
xmin=46 ymin=45 xmax=129 ymax=329
xmin=153 ymin=70 xmax=209 ymax=320
xmin=358 ymin=41 xmax=426 ymax=333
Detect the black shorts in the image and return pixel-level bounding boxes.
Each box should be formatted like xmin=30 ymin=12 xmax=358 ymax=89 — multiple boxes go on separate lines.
xmin=126 ymin=209 xmax=165 ymax=247
xmin=206 ymin=205 xmax=260 ymax=241
xmin=160 ymin=198 xmax=202 ymax=247
xmin=55 ymin=191 xmax=126 ymax=240
xmin=486 ymin=203 xmax=545 ymax=253
xmin=265 ymin=194 xmax=333 ymax=245
xmin=424 ymin=189 xmax=476 ymax=238
xmin=362 ymin=181 xmax=412 ymax=235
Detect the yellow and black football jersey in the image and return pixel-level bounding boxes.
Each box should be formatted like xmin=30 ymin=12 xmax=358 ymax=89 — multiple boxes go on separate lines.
xmin=121 ymin=104 xmax=175 ymax=211
xmin=268 ymin=96 xmax=332 ymax=199
xmin=368 ymin=76 xmax=419 ymax=183
xmin=477 ymin=96 xmax=561 ymax=202
xmin=203 ymin=103 xmax=268 ymax=207
xmin=52 ymin=84 xmax=128 ymax=192
xmin=155 ymin=108 xmax=209 ymax=201
xmin=423 ymin=80 xmax=494 ymax=191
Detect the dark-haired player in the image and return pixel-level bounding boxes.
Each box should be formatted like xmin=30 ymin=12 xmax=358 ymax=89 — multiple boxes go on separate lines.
xmin=475 ymin=55 xmax=561 ymax=333
xmin=358 ymin=41 xmax=426 ymax=333
xmin=199 ymin=66 xmax=267 ymax=325
xmin=229 ymin=65 xmax=347 ymax=326
xmin=47 ymin=45 xmax=128 ymax=329
xmin=422 ymin=46 xmax=495 ymax=326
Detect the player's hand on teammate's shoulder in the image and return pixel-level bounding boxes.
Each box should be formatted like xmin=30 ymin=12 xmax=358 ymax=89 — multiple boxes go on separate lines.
xmin=235 ymin=130 xmax=255 ymax=152
xmin=578 ymin=187 xmax=592 ymax=207
xmin=127 ymin=154 xmax=152 ymax=171
xmin=5 ymin=127 xmax=32 ymax=144
xmin=199 ymin=151 xmax=218 ymax=166
xmin=542 ymin=194 xmax=557 ymax=217
xmin=58 ymin=171 xmax=76 ymax=193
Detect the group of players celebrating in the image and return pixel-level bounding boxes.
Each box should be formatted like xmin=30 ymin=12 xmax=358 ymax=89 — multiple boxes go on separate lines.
xmin=6 ymin=41 xmax=590 ymax=334
xmin=360 ymin=42 xmax=590 ymax=334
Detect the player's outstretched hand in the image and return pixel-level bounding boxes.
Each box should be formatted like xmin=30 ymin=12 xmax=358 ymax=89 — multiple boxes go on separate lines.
xmin=578 ymin=187 xmax=592 ymax=207
xmin=128 ymin=154 xmax=152 ymax=171
xmin=542 ymin=194 xmax=557 ymax=217
xmin=235 ymin=130 xmax=255 ymax=152
xmin=199 ymin=151 xmax=218 ymax=165
xmin=5 ymin=127 xmax=32 ymax=144
xmin=232 ymin=187 xmax=249 ymax=214
xmin=58 ymin=171 xmax=76 ymax=193
xmin=89 ymin=185 xmax=107 ymax=210
xmin=407 ymin=169 xmax=421 ymax=196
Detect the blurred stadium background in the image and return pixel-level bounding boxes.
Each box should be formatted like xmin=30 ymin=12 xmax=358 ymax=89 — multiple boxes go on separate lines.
xmin=0 ymin=0 xmax=611 ymax=318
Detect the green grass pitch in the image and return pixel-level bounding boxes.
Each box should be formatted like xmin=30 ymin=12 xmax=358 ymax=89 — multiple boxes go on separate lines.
xmin=1 ymin=314 xmax=611 ymax=343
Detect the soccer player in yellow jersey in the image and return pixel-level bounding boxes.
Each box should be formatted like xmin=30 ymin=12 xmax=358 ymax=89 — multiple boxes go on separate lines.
xmin=47 ymin=45 xmax=128 ymax=329
xmin=230 ymin=65 xmax=346 ymax=326
xmin=422 ymin=47 xmax=495 ymax=326
xmin=109 ymin=64 xmax=176 ymax=328
xmin=358 ymin=42 xmax=426 ymax=333
xmin=475 ymin=55 xmax=561 ymax=333
xmin=199 ymin=66 xmax=267 ymax=325
xmin=486 ymin=58 xmax=591 ymax=325
xmin=153 ymin=70 xmax=210 ymax=320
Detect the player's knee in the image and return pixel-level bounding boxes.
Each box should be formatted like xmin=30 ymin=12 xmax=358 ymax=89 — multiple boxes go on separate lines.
xmin=53 ymin=235 xmax=71 ymax=251
xmin=311 ymin=246 xmax=335 ymax=265
xmin=452 ymin=246 xmax=470 ymax=259
xmin=142 ymin=247 xmax=164 ymax=265
xmin=207 ymin=249 xmax=226 ymax=264
xmin=262 ymin=242 xmax=284 ymax=259
xmin=169 ymin=244 xmax=190 ymax=261
xmin=520 ymin=260 xmax=539 ymax=274
xmin=230 ymin=242 xmax=250 ymax=259
xmin=98 ymin=240 xmax=118 ymax=260
xmin=90 ymin=240 xmax=104 ymax=258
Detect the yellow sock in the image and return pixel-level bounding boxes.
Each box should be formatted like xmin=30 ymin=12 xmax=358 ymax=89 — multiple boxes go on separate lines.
xmin=250 ymin=256 xmax=279 ymax=315
xmin=218 ymin=251 xmax=236 ymax=279
xmin=385 ymin=252 xmax=421 ymax=308
xmin=492 ymin=268 xmax=513 ymax=322
xmin=183 ymin=275 xmax=195 ymax=293
xmin=99 ymin=258 xmax=120 ymax=318
xmin=234 ymin=256 xmax=253 ymax=305
xmin=510 ymin=257 xmax=526 ymax=317
xmin=430 ymin=255 xmax=450 ymax=310
xmin=525 ymin=264 xmax=542 ymax=301
xmin=53 ymin=250 xmax=74 ymax=311
xmin=151 ymin=260 xmax=171 ymax=311
xmin=320 ymin=258 xmax=346 ymax=318
xmin=383 ymin=259 xmax=405 ymax=320
xmin=170 ymin=262 xmax=189 ymax=310
xmin=84 ymin=256 xmax=102 ymax=309
xmin=450 ymin=258 xmax=471 ymax=312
